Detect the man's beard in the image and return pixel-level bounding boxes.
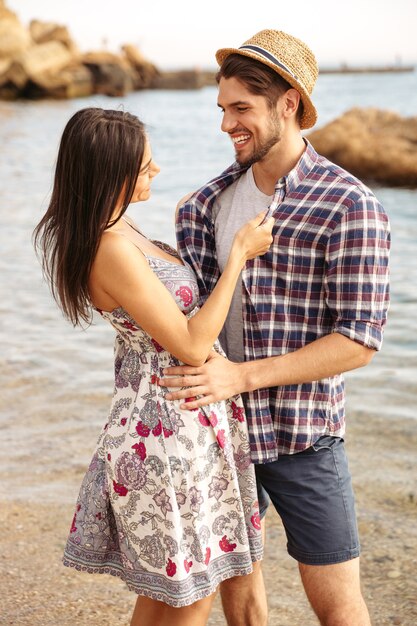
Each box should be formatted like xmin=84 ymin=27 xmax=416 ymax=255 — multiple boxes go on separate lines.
xmin=236 ymin=114 xmax=282 ymax=168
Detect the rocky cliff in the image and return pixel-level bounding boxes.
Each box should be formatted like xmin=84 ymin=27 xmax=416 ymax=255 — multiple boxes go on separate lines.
xmin=0 ymin=1 xmax=161 ymax=99
xmin=307 ymin=108 xmax=417 ymax=187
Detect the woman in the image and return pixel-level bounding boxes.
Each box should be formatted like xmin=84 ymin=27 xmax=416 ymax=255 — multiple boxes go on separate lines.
xmin=34 ymin=107 xmax=273 ymax=626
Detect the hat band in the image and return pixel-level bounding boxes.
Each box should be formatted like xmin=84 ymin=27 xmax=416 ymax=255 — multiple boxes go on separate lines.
xmin=238 ymin=44 xmax=305 ymax=91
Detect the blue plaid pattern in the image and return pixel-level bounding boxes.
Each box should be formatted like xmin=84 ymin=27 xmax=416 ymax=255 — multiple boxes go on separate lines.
xmin=176 ymin=142 xmax=390 ymax=462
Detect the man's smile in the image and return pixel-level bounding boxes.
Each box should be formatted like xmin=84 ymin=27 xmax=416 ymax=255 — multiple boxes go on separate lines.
xmin=230 ymin=131 xmax=252 ymax=149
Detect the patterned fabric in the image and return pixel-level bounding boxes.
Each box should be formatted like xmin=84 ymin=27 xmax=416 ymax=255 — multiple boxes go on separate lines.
xmin=63 ymin=253 xmax=263 ymax=607
xmin=176 ymin=141 xmax=391 ymax=462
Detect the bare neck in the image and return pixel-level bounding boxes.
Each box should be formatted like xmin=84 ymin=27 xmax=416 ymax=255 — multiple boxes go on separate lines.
xmin=252 ymin=132 xmax=306 ymax=195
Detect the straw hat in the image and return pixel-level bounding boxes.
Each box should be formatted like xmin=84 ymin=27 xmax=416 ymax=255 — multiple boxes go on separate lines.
xmin=215 ymin=29 xmax=319 ymax=129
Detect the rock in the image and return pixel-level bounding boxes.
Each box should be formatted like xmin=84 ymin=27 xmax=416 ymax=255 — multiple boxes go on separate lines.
xmin=150 ymin=69 xmax=207 ymax=90
xmin=150 ymin=69 xmax=216 ymax=89
xmin=81 ymin=50 xmax=133 ymax=97
xmin=23 ymin=63 xmax=94 ymax=99
xmin=0 ymin=12 xmax=32 ymax=59
xmin=121 ymin=44 xmax=159 ymax=89
xmin=0 ymin=1 xmax=219 ymax=100
xmin=58 ymin=65 xmax=94 ymax=99
xmin=0 ymin=56 xmax=12 ymax=81
xmin=29 ymin=19 xmax=78 ymax=55
xmin=307 ymin=108 xmax=417 ymax=187
xmin=8 ymin=41 xmax=74 ymax=87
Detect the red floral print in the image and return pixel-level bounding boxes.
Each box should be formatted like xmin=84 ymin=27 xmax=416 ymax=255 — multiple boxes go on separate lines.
xmin=175 ymin=285 xmax=193 ymax=307
xmin=251 ymin=512 xmax=262 ymax=530
xmin=136 ymin=421 xmax=150 ymax=437
xmin=151 ymin=338 xmax=164 ymax=353
xmin=184 ymin=559 xmax=193 ymax=573
xmin=216 ymin=429 xmax=226 ymax=449
xmin=131 ymin=442 xmax=147 ymax=461
xmin=231 ymin=401 xmax=245 ymax=422
xmin=198 ymin=411 xmax=211 ymax=427
xmin=166 ymin=558 xmax=176 ymax=577
xmin=204 ymin=547 xmax=211 ymax=565
xmin=120 ymin=417 xmax=127 ymax=426
xmin=70 ymin=513 xmax=77 ymax=533
xmin=113 ymin=481 xmax=128 ymax=496
xmin=209 ymin=411 xmax=218 ymax=427
xmin=219 ymin=535 xmax=237 ymax=553
xmin=122 ymin=320 xmax=139 ymax=331
xmin=152 ymin=421 xmax=162 ymax=436
xmin=150 ymin=374 xmax=159 ymax=385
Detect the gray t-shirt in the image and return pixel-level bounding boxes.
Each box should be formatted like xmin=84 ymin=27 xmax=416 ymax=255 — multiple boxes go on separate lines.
xmin=213 ymin=167 xmax=273 ymax=362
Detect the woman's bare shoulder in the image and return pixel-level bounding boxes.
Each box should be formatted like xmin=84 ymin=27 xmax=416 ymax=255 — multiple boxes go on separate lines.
xmin=93 ymin=230 xmax=148 ymax=275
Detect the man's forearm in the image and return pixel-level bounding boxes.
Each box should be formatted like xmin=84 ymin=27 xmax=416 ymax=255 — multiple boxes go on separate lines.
xmin=239 ymin=332 xmax=375 ymax=393
xmin=160 ymin=332 xmax=376 ymax=410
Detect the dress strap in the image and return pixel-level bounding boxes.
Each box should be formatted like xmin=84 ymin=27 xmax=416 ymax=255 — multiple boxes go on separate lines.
xmin=119 ymin=217 xmax=182 ymax=263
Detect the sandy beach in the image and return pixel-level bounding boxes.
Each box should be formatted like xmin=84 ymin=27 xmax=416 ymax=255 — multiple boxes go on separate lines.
xmin=0 ymin=49 xmax=416 ymax=626
xmin=1 ymin=405 xmax=416 ymax=626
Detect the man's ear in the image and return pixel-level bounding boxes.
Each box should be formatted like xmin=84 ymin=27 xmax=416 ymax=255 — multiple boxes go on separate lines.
xmin=282 ymin=88 xmax=301 ymax=121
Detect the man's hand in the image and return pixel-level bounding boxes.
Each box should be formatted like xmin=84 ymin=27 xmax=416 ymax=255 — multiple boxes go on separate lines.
xmin=159 ymin=333 xmax=375 ymax=411
xmin=158 ymin=351 xmax=242 ymax=410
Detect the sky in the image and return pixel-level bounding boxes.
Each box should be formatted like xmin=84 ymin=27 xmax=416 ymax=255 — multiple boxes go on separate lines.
xmin=8 ymin=0 xmax=417 ymax=70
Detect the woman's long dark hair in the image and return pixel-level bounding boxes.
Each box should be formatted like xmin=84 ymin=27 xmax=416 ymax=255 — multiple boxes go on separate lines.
xmin=33 ymin=108 xmax=146 ymax=326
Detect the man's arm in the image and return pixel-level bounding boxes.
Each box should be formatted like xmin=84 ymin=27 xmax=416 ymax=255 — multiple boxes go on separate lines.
xmin=159 ymin=332 xmax=374 ymax=410
xmin=168 ymin=178 xmax=390 ymax=410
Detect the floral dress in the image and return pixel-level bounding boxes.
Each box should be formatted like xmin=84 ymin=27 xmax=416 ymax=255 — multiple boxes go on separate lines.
xmin=63 ymin=246 xmax=263 ymax=607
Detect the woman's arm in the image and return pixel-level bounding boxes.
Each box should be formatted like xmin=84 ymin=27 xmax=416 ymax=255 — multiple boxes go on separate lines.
xmin=92 ymin=213 xmax=273 ymax=366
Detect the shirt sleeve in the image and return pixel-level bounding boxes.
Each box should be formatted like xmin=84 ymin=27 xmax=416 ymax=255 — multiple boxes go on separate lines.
xmin=176 ymin=163 xmax=242 ymax=306
xmin=325 ymin=192 xmax=391 ymax=350
xmin=176 ymin=195 xmax=219 ymax=307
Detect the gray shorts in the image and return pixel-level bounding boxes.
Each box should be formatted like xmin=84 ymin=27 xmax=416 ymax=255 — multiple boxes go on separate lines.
xmin=255 ymin=436 xmax=360 ymax=566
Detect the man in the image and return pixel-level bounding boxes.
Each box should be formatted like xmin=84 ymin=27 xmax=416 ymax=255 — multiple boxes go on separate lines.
xmin=159 ymin=29 xmax=390 ymax=626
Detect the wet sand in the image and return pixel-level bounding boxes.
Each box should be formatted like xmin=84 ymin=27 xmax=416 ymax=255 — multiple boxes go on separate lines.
xmin=1 ymin=408 xmax=416 ymax=626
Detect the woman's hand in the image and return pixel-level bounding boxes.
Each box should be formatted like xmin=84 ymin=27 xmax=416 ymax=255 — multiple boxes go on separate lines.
xmin=231 ymin=211 xmax=274 ymax=264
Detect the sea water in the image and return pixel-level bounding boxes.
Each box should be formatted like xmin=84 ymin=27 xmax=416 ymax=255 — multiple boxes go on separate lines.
xmin=0 ymin=70 xmax=416 ymax=500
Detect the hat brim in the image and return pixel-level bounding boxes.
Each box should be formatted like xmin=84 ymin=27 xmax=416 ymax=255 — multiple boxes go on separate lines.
xmin=215 ymin=47 xmax=317 ymax=130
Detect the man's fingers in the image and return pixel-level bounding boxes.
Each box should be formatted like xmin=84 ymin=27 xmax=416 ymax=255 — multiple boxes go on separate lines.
xmin=164 ymin=389 xmax=187 ymax=401
xmin=159 ymin=375 xmax=202 ymax=388
xmin=158 ymin=376 xmax=186 ymax=388
xmin=162 ymin=365 xmax=201 ymax=376
xmin=180 ymin=395 xmax=214 ymax=410
xmin=165 ymin=386 xmax=206 ymax=401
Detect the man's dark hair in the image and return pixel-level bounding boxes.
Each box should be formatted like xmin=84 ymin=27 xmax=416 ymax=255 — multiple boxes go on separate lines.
xmin=216 ymin=53 xmax=304 ymax=124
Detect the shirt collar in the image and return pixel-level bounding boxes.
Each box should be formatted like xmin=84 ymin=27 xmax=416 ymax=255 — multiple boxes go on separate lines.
xmin=196 ymin=138 xmax=319 ymax=208
xmin=285 ymin=139 xmax=319 ymax=194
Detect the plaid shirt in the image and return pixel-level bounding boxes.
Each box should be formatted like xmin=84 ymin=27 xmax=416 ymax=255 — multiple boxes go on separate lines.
xmin=176 ymin=141 xmax=390 ymax=462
